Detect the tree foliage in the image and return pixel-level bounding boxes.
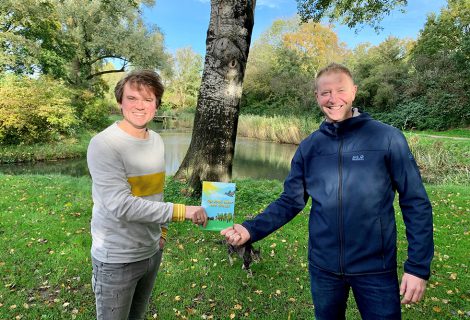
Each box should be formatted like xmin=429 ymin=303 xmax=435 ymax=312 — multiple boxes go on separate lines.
xmin=350 ymin=36 xmax=412 ymax=112
xmin=0 ymin=75 xmax=78 ymax=145
xmin=406 ymin=0 xmax=470 ymax=129
xmin=241 ymin=1 xmax=469 ymax=130
xmin=344 ymin=0 xmax=470 ymax=130
xmin=162 ymin=47 xmax=203 ymax=111
xmin=55 ymin=0 xmax=169 ymax=88
xmin=0 ymin=0 xmax=72 ymax=77
xmin=0 ymin=0 xmax=169 ymax=90
xmin=242 ymin=18 xmax=349 ymax=116
xmin=0 ymin=0 xmax=171 ymax=143
xmin=296 ymin=0 xmax=407 ymax=30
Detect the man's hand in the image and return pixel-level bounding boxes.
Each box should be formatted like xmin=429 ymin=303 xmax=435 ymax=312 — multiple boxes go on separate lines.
xmin=221 ymin=224 xmax=251 ymax=246
xmin=185 ymin=206 xmax=208 ymax=227
xmin=400 ymin=273 xmax=427 ymax=304
xmin=159 ymin=237 xmax=166 ymax=250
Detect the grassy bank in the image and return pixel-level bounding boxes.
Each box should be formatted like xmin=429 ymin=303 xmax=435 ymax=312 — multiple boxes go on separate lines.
xmin=237 ymin=115 xmax=320 ymax=144
xmin=406 ymin=134 xmax=470 ymax=185
xmin=238 ymin=115 xmax=470 ymax=144
xmin=0 ymin=130 xmax=93 ymax=164
xmin=163 ymin=111 xmax=194 ymax=130
xmin=0 ymin=175 xmax=468 ymax=319
xmin=414 ymin=129 xmax=470 ymax=139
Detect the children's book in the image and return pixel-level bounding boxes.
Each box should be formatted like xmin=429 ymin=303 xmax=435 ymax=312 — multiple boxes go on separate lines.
xmin=201 ymin=181 xmax=235 ymax=231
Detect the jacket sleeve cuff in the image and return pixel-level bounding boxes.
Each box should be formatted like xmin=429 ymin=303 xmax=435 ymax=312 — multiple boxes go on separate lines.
xmin=404 ymin=262 xmax=431 ymax=280
xmin=172 ymin=204 xmax=186 ymax=222
xmin=241 ymin=221 xmax=256 ymax=244
xmin=161 ymin=226 xmax=168 ymax=240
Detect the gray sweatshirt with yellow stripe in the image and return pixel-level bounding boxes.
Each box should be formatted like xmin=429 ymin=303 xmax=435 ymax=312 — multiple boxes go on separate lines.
xmin=87 ymin=123 xmax=185 ymax=263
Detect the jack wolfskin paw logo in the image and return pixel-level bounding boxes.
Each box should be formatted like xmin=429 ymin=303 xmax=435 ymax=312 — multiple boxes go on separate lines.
xmin=352 ymin=155 xmax=365 ymax=161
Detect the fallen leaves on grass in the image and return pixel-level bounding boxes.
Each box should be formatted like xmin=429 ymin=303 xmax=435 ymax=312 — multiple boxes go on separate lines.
xmin=233 ymin=303 xmax=242 ymax=310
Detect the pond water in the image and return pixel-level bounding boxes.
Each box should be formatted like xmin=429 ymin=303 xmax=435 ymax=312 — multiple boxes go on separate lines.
xmin=0 ymin=131 xmax=298 ymax=181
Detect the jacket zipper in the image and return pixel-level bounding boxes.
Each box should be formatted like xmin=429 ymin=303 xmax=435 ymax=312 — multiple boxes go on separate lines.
xmin=338 ymin=139 xmax=344 ymax=274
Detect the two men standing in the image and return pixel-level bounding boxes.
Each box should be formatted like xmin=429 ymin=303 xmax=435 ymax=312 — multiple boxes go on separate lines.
xmin=88 ymin=64 xmax=433 ymax=319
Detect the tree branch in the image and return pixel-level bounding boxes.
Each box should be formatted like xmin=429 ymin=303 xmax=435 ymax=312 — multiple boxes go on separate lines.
xmin=86 ymin=64 xmax=126 ymax=80
xmin=90 ymin=55 xmax=127 ymax=65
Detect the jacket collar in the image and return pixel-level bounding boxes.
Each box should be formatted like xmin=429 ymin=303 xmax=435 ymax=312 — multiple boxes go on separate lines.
xmin=320 ymin=111 xmax=371 ymax=138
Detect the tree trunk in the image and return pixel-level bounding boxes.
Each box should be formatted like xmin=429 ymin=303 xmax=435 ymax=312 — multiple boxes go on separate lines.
xmin=175 ymin=0 xmax=256 ymax=195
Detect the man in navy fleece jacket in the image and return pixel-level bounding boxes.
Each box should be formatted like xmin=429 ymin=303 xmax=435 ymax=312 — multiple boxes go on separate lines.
xmin=222 ymin=63 xmax=433 ymax=320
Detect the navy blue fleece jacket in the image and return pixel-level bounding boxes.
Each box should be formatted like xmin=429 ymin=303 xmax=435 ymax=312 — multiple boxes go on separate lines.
xmin=242 ymin=112 xmax=434 ymax=279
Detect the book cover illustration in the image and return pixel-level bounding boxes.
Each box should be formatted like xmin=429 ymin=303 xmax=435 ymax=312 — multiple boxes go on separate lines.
xmin=201 ymin=181 xmax=236 ymax=231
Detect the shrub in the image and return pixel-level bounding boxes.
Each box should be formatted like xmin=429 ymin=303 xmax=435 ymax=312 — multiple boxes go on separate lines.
xmin=374 ymin=97 xmax=470 ymax=131
xmin=81 ymin=98 xmax=113 ymax=130
xmin=373 ymin=100 xmax=430 ymax=131
xmin=0 ymin=75 xmax=78 ymax=145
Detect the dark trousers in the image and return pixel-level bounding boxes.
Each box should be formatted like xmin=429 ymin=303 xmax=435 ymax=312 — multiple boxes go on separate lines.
xmin=309 ymin=265 xmax=401 ymax=320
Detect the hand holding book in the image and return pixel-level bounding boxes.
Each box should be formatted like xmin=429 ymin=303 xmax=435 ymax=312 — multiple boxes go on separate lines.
xmin=185 ymin=205 xmax=208 ymax=227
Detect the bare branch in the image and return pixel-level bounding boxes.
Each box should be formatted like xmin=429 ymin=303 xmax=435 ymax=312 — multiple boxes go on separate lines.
xmin=87 ymin=64 xmax=126 ymax=80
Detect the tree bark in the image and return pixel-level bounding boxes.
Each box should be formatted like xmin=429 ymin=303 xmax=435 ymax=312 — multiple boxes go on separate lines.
xmin=175 ymin=0 xmax=256 ymax=195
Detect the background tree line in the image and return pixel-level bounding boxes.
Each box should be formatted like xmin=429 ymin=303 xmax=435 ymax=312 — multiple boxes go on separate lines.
xmin=0 ymin=0 xmax=202 ymax=145
xmin=0 ymin=0 xmax=468 ymax=147
xmin=241 ymin=0 xmax=469 ymax=130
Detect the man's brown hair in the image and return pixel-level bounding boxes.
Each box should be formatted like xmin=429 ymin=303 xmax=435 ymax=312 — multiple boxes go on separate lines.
xmin=114 ymin=69 xmax=164 ymax=105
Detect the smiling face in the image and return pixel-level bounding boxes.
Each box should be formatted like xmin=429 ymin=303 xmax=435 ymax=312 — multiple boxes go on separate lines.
xmin=118 ymin=82 xmax=158 ymax=136
xmin=315 ymin=71 xmax=357 ymax=123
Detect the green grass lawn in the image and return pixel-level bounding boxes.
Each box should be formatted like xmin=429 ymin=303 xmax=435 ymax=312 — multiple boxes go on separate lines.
xmin=0 ymin=175 xmax=468 ymax=319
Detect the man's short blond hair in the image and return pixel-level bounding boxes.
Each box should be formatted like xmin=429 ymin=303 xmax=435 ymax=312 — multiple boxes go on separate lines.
xmin=315 ymin=63 xmax=354 ymax=90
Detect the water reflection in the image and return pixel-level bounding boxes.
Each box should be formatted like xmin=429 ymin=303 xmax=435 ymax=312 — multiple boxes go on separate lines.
xmin=233 ymin=137 xmax=296 ymax=180
xmin=161 ymin=131 xmax=192 ymax=176
xmin=0 ymin=131 xmax=298 ymax=181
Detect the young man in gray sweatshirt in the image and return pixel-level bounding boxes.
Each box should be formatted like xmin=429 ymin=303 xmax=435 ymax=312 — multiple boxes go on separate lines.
xmin=87 ymin=70 xmax=207 ymax=320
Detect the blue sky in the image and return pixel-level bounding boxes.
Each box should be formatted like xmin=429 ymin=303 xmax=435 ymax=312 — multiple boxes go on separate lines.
xmin=143 ymin=0 xmax=448 ymax=56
